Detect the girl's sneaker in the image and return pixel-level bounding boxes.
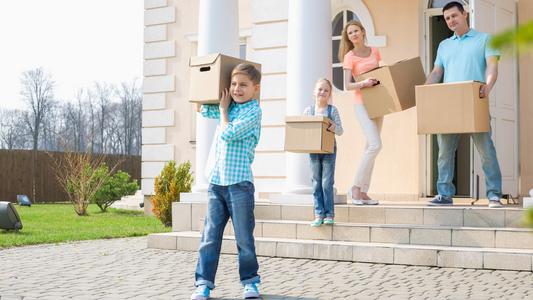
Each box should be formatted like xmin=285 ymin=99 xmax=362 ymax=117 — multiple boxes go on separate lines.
xmin=323 ymin=217 xmax=334 ymax=224
xmin=243 ymin=282 xmax=259 ymax=299
xmin=191 ymin=285 xmax=210 ymax=300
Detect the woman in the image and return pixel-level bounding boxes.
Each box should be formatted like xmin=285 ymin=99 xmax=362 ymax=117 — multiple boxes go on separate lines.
xmin=339 ymin=20 xmax=381 ymax=205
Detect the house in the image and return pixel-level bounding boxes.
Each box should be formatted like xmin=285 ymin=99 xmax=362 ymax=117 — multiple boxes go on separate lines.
xmin=140 ymin=0 xmax=532 ymax=209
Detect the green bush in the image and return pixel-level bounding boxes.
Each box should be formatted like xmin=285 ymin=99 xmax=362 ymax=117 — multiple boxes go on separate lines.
xmin=92 ymin=163 xmax=140 ymax=212
xmin=152 ymin=160 xmax=193 ymax=227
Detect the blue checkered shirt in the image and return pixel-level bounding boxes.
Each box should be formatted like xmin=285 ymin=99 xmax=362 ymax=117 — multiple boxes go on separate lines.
xmin=201 ymin=100 xmax=262 ymax=186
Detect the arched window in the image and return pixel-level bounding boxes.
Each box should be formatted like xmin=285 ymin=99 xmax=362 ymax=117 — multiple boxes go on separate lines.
xmin=428 ymin=0 xmax=469 ymax=8
xmin=331 ymin=10 xmax=361 ymax=92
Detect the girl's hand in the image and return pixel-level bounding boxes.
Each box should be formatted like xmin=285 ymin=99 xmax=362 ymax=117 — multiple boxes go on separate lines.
xmin=219 ymin=88 xmax=231 ymax=111
xmin=359 ymin=77 xmax=378 ymax=88
xmin=327 ymin=121 xmax=336 ymax=132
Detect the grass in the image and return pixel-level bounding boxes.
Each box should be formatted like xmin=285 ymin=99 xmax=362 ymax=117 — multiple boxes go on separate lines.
xmin=0 ymin=203 xmax=172 ymax=249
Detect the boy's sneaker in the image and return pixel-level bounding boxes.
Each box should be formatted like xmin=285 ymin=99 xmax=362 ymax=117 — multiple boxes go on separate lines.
xmin=243 ymin=282 xmax=259 ymax=299
xmin=191 ymin=285 xmax=210 ymax=300
xmin=425 ymin=194 xmax=453 ymax=206
xmin=489 ymin=197 xmax=503 ymax=208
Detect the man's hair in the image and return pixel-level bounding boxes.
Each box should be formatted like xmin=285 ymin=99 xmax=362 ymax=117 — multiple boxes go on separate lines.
xmin=232 ymin=63 xmax=262 ymax=85
xmin=443 ymin=1 xmax=465 ymax=14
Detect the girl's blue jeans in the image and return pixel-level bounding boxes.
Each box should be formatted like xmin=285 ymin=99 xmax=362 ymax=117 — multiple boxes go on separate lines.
xmin=194 ymin=181 xmax=260 ymax=289
xmin=309 ymin=146 xmax=337 ymax=218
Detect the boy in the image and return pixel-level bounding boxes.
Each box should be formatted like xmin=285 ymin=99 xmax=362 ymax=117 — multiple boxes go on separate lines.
xmin=191 ymin=63 xmax=262 ymax=300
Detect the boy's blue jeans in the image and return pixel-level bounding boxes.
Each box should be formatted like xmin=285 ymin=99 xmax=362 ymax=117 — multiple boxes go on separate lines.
xmin=194 ymin=181 xmax=260 ymax=290
xmin=437 ymin=123 xmax=502 ymax=201
xmin=309 ymin=146 xmax=337 ymax=218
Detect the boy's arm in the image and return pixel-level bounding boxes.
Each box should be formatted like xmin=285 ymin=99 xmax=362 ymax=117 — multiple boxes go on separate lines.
xmin=199 ymin=104 xmax=221 ymax=119
xmin=220 ymin=106 xmax=262 ymax=142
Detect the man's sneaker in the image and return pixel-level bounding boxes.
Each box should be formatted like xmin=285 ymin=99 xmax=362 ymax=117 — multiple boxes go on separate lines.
xmin=191 ymin=285 xmax=210 ymax=300
xmin=243 ymin=282 xmax=259 ymax=299
xmin=425 ymin=194 xmax=453 ymax=206
xmin=489 ymin=197 xmax=503 ymax=208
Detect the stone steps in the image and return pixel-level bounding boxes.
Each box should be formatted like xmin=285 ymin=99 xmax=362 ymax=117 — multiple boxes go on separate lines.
xmin=198 ymin=218 xmax=533 ymax=250
xmin=145 ymin=201 xmax=532 ymax=271
xmin=147 ymin=231 xmax=533 ymax=271
xmin=173 ymin=202 xmax=526 ymax=232
xmin=109 ymin=190 xmax=144 ymax=211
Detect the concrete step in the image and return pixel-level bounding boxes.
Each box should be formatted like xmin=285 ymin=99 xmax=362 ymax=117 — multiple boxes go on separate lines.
xmin=198 ymin=218 xmax=533 ymax=250
xmin=173 ymin=202 xmax=526 ymax=232
xmin=119 ymin=191 xmax=144 ymax=205
xmin=109 ymin=200 xmax=144 ymax=211
xmin=147 ymin=231 xmax=533 ymax=271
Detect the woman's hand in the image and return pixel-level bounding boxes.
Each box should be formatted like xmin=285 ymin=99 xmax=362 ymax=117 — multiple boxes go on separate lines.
xmin=359 ymin=77 xmax=378 ymax=89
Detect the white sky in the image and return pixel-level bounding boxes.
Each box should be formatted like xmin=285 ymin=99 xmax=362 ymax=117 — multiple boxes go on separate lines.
xmin=0 ymin=0 xmax=143 ymax=109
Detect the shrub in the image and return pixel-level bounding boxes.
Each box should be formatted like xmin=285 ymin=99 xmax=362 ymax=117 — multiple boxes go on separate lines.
xmin=92 ymin=163 xmax=140 ymax=212
xmin=152 ymin=160 xmax=193 ymax=227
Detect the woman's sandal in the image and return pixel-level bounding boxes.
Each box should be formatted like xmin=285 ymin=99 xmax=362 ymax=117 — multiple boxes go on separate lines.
xmin=310 ymin=218 xmax=324 ymax=227
xmin=323 ymin=217 xmax=334 ymax=225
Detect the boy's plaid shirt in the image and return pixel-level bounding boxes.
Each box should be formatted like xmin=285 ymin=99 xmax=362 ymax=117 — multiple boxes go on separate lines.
xmin=201 ymin=99 xmax=262 ymax=186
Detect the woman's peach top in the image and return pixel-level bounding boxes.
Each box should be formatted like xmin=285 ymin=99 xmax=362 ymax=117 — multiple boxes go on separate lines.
xmin=342 ymin=46 xmax=381 ymax=104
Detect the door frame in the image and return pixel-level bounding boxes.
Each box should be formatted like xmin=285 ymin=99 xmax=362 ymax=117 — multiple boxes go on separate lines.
xmin=418 ymin=1 xmax=471 ymax=198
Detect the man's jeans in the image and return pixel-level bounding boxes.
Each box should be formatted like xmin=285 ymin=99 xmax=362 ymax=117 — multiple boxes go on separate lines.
xmin=309 ymin=146 xmax=337 ymax=218
xmin=194 ymin=181 xmax=260 ymax=289
xmin=437 ymin=124 xmax=502 ymax=200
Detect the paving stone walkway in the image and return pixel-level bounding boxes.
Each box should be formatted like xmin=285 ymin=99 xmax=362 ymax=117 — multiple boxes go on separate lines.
xmin=1 ymin=237 xmax=533 ymax=300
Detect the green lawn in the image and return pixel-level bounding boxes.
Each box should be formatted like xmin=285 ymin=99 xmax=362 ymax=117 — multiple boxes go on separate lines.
xmin=0 ymin=204 xmax=172 ymax=249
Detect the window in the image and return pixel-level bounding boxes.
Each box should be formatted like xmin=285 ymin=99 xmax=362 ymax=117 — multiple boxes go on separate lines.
xmin=429 ymin=0 xmax=468 ymax=8
xmin=332 ymin=10 xmax=361 ymax=92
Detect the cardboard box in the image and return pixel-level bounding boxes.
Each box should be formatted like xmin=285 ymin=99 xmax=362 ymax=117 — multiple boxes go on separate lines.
xmin=189 ymin=53 xmax=261 ymax=104
xmin=416 ymin=81 xmax=490 ymax=134
xmin=284 ymin=116 xmax=335 ymax=153
xmin=356 ymin=56 xmax=426 ymax=119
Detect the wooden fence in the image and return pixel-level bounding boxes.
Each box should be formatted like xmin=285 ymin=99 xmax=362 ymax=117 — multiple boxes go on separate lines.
xmin=0 ymin=149 xmax=141 ymax=203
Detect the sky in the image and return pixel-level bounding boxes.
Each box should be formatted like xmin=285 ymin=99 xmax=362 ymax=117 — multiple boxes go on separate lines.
xmin=0 ymin=0 xmax=143 ymax=110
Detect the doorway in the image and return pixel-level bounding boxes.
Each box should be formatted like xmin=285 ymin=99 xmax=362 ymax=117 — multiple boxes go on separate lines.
xmin=426 ymin=13 xmax=472 ymax=198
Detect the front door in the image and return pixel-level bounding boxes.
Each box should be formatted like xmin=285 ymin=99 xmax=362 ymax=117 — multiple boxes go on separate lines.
xmin=471 ymin=0 xmax=518 ymax=198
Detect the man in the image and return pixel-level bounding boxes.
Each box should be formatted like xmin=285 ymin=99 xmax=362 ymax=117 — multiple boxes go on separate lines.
xmin=425 ymin=1 xmax=503 ymax=208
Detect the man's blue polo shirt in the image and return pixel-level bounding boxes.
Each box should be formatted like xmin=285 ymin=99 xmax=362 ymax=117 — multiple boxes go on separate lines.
xmin=435 ymin=28 xmax=500 ymax=83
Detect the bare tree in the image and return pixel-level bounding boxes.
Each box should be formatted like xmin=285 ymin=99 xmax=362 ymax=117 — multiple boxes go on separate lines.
xmin=115 ymin=79 xmax=142 ymax=156
xmin=0 ymin=108 xmax=28 ymax=149
xmin=20 ymin=67 xmax=56 ymax=151
xmin=91 ymin=82 xmax=114 ymax=154
xmin=19 ymin=67 xmax=56 ymax=202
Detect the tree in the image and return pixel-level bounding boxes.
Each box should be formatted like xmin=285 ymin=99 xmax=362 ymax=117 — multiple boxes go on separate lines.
xmin=0 ymin=108 xmax=28 ymax=149
xmin=115 ymin=79 xmax=142 ymax=156
xmin=90 ymin=82 xmax=114 ymax=154
xmin=20 ymin=67 xmax=56 ymax=202
xmin=20 ymin=67 xmax=56 ymax=151
xmin=491 ymin=19 xmax=533 ymax=55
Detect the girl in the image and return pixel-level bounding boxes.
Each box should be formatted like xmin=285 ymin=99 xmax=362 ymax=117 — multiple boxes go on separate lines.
xmin=304 ymin=78 xmax=344 ymax=226
xmin=339 ymin=20 xmax=381 ymax=206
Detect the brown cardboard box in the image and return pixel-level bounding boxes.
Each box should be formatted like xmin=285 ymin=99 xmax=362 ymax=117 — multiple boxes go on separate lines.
xmin=355 ymin=56 xmax=426 ymax=119
xmin=284 ymin=116 xmax=335 ymax=153
xmin=189 ymin=53 xmax=262 ymax=104
xmin=416 ymin=81 xmax=490 ymax=134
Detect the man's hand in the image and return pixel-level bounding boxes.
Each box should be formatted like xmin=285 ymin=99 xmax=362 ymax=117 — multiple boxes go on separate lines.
xmin=479 ymin=84 xmax=491 ymax=98
xmin=327 ymin=121 xmax=336 ymax=132
xmin=219 ymin=88 xmax=231 ymax=111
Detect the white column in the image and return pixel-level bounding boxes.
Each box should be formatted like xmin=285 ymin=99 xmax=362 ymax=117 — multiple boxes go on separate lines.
xmin=284 ymin=1 xmax=332 ymax=192
xmin=271 ymin=0 xmax=333 ymax=204
xmin=188 ymin=0 xmax=239 ymax=197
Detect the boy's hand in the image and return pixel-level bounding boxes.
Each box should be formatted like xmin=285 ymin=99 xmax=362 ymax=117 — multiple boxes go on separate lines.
xmin=219 ymin=88 xmax=231 ymax=111
xmin=327 ymin=121 xmax=335 ymax=132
